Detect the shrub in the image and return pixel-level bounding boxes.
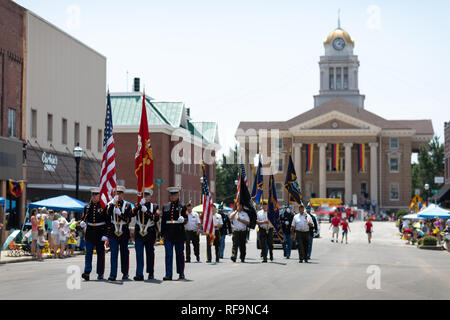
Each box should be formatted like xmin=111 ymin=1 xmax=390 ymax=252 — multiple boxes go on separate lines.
xmin=418 ymin=238 xmax=424 ymax=246
xmin=396 ymin=209 xmax=408 ymax=220
xmin=422 ymin=235 xmax=437 ymax=246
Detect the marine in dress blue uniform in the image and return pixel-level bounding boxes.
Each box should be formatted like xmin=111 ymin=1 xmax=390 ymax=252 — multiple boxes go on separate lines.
xmin=132 ymin=188 xmax=159 ymax=281
xmin=81 ymin=187 xmax=108 ymax=281
xmin=161 ymin=187 xmax=188 ymax=280
xmin=106 ymin=186 xmax=132 ymax=281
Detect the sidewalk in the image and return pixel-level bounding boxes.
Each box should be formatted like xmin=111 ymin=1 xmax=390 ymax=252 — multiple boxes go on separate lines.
xmin=0 ymin=249 xmax=85 ymax=264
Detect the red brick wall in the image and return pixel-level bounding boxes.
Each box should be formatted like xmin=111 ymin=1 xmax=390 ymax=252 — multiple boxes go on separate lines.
xmin=114 ymin=131 xmax=216 ymax=206
xmin=0 ymin=0 xmax=25 ymax=138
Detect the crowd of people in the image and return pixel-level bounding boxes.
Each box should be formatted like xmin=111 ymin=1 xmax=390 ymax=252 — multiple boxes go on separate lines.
xmin=398 ymin=216 xmax=450 ymax=245
xmin=29 ymin=208 xmax=84 ymax=261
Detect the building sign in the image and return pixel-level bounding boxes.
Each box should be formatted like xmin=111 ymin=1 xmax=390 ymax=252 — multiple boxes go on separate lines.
xmin=434 ymin=177 xmax=444 ymax=184
xmin=42 ymin=152 xmax=58 ymax=172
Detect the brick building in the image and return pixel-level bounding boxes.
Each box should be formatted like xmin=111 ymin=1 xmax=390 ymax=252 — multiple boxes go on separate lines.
xmin=0 ymin=0 xmax=26 ymax=240
xmin=110 ymin=89 xmax=220 ymax=208
xmin=437 ymin=121 xmax=450 ymax=207
xmin=236 ymin=24 xmax=434 ymax=212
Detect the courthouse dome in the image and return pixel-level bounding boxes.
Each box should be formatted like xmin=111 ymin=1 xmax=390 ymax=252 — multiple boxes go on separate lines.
xmin=324 ymin=28 xmax=354 ymax=45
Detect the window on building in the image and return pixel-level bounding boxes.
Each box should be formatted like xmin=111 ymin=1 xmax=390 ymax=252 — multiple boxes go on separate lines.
xmin=277 ymin=138 xmax=283 ymax=149
xmin=343 ymin=67 xmax=349 ymax=89
xmin=31 ymin=109 xmax=37 ymax=138
xmin=326 ymin=157 xmax=345 ymax=172
xmin=277 ymin=159 xmax=283 ymax=173
xmin=390 ymin=138 xmax=399 ymax=149
xmin=47 ymin=114 xmax=53 ymax=142
xmin=62 ymin=118 xmax=68 ymax=145
xmin=8 ymin=109 xmax=16 ymax=137
xmin=329 ymin=68 xmax=334 ymax=90
xmin=98 ymin=129 xmax=103 ymax=152
xmin=361 ymin=182 xmax=367 ymax=198
xmin=275 ymin=183 xmax=284 ymax=201
xmin=336 ymin=68 xmax=342 ymax=89
xmin=390 ymin=183 xmax=400 ymax=201
xmin=74 ymin=122 xmax=80 ymax=146
xmin=86 ymin=126 xmax=92 ymax=150
xmin=390 ymin=158 xmax=399 ymax=173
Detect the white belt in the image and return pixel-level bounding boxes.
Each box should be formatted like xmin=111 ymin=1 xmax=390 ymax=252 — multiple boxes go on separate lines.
xmin=87 ymin=222 xmax=105 ymax=226
xmin=295 ymin=229 xmax=309 ymax=232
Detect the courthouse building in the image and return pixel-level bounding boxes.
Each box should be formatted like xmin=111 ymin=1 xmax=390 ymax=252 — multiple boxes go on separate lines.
xmin=236 ymin=24 xmax=434 ymax=211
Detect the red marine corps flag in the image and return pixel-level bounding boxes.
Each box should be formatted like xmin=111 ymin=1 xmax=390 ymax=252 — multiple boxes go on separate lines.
xmin=135 ymin=91 xmax=154 ymax=202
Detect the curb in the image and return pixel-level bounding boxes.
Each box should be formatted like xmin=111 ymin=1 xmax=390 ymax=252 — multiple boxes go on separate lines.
xmin=417 ymin=245 xmax=445 ymax=251
xmin=0 ymin=251 xmax=85 ymax=265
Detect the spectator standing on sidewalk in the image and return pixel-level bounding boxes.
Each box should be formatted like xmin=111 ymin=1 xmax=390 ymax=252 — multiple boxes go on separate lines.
xmin=36 ymin=226 xmax=45 ymax=261
xmin=30 ymin=209 xmax=39 ymax=259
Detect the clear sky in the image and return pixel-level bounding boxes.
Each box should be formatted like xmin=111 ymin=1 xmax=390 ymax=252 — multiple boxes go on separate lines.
xmin=13 ymin=0 xmax=450 ymax=159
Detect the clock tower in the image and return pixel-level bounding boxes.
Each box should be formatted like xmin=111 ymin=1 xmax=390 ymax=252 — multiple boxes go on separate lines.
xmin=314 ymin=20 xmax=365 ymax=108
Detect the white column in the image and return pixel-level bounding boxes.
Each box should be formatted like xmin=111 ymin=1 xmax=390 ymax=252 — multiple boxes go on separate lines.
xmin=318 ymin=143 xmax=327 ymax=198
xmin=344 ymin=143 xmax=353 ymax=205
xmin=369 ymin=142 xmax=378 ymax=203
xmin=293 ymin=143 xmax=302 ymax=183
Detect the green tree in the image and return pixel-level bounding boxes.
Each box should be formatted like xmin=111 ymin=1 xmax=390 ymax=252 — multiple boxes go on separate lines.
xmin=412 ymin=136 xmax=444 ymax=199
xmin=215 ymin=145 xmax=239 ymax=205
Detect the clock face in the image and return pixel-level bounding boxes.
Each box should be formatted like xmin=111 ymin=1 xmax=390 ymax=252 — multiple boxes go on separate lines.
xmin=333 ymin=37 xmax=346 ymax=51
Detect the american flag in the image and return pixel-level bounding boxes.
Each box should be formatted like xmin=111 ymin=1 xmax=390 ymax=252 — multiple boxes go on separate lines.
xmin=236 ymin=163 xmax=247 ymax=202
xmin=201 ymin=164 xmax=215 ymax=245
xmin=99 ymin=92 xmax=117 ymax=208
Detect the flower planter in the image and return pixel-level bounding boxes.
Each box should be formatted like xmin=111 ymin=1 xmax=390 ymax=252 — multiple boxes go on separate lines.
xmin=418 ymin=245 xmax=444 ymax=251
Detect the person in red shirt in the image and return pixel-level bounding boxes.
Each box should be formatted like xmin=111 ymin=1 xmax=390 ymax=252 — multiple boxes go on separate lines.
xmin=341 ymin=218 xmax=351 ymax=244
xmin=365 ymin=219 xmax=373 ymax=244
xmin=329 ymin=215 xmax=340 ymax=243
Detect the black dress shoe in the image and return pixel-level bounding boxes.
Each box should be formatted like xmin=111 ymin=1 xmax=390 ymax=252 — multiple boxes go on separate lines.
xmin=108 ymin=276 xmax=116 ymax=281
xmin=185 ymin=260 xmax=190 ymax=263
xmin=97 ymin=275 xmax=104 ymax=280
xmin=231 ymin=257 xmax=236 ymax=262
xmin=178 ymin=274 xmax=185 ymax=280
xmin=122 ymin=274 xmax=129 ymax=280
xmin=148 ymin=274 xmax=154 ymax=280
xmin=241 ymin=259 xmax=245 ymax=263
xmin=305 ymin=259 xmax=309 ymax=263
xmin=216 ymin=258 xmax=220 ymax=263
xmin=206 ymin=260 xmax=211 ymax=263
xmin=134 ymin=276 xmax=144 ymax=281
xmin=299 ymin=260 xmax=303 ymax=263
xmin=163 ymin=276 xmax=172 ymax=281
xmin=196 ymin=256 xmax=200 ymax=262
xmin=262 ymin=259 xmax=267 ymax=263
xmin=81 ymin=273 xmax=89 ymax=281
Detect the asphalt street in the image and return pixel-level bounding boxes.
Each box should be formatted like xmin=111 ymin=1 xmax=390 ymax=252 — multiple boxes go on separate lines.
xmin=0 ymin=221 xmax=449 ymax=300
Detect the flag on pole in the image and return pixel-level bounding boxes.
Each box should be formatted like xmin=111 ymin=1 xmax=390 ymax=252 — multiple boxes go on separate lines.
xmin=236 ymin=163 xmax=247 ymax=202
xmin=8 ymin=180 xmax=24 ymax=198
xmin=135 ymin=91 xmax=154 ymax=202
xmin=268 ymin=174 xmax=285 ymax=242
xmin=201 ymin=164 xmax=215 ymax=245
xmin=251 ymin=155 xmax=263 ymax=205
xmin=237 ymin=171 xmax=257 ymax=229
xmin=99 ymin=92 xmax=117 ymax=209
xmin=284 ymin=155 xmax=303 ymax=204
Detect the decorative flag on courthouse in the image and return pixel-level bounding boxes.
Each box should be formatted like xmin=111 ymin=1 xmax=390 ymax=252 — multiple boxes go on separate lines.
xmin=357 ymin=143 xmax=365 ymax=172
xmin=331 ymin=143 xmax=340 ymax=171
xmin=135 ymin=91 xmax=154 ymax=202
xmin=284 ymin=155 xmax=303 ymax=204
xmin=305 ymin=144 xmax=314 ymax=172
xmin=269 ymin=175 xmax=285 ymax=242
xmin=99 ymin=92 xmax=117 ymax=209
xmin=8 ymin=180 xmax=24 ymax=198
xmin=201 ymin=164 xmax=215 ymax=245
xmin=251 ymin=155 xmax=263 ymax=205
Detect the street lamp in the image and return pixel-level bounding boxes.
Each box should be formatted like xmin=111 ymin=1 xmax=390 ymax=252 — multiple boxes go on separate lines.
xmin=424 ymin=183 xmax=430 ymax=204
xmin=73 ymin=143 xmax=83 ymax=199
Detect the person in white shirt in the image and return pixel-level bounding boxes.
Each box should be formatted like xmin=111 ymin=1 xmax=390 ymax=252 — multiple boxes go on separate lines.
xmin=256 ymin=200 xmax=274 ymax=263
xmin=184 ymin=202 xmax=201 ymax=263
xmin=291 ymin=204 xmax=313 ymax=263
xmin=206 ymin=206 xmax=223 ymax=263
xmin=230 ymin=203 xmax=250 ymax=263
